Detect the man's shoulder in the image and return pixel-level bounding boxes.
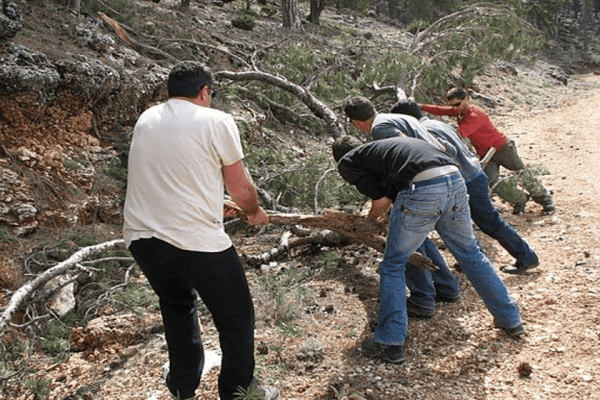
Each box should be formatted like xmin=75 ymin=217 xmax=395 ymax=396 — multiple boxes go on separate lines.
xmin=468 ymin=105 xmax=489 ymax=118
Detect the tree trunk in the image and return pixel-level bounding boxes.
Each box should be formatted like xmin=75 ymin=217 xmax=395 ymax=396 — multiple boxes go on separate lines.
xmin=70 ymin=0 xmax=80 ymax=14
xmin=308 ymin=0 xmax=327 ymax=24
xmin=388 ymin=0 xmax=398 ymax=21
xmin=282 ymin=0 xmax=305 ymax=32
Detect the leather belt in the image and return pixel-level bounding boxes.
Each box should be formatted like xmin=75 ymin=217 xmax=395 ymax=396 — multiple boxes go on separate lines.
xmin=412 ymin=165 xmax=459 ymax=182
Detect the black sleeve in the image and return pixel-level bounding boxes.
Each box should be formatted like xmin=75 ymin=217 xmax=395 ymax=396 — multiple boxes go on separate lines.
xmin=338 ymin=159 xmax=386 ymax=200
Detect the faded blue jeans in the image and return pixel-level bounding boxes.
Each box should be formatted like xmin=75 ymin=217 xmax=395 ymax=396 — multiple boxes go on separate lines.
xmin=129 ymin=238 xmax=255 ymax=400
xmin=407 ymin=171 xmax=538 ymax=312
xmin=405 ymin=238 xmax=460 ymax=313
xmin=375 ymin=172 xmax=522 ymax=346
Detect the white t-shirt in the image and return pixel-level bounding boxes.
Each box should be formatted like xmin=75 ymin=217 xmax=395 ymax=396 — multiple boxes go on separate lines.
xmin=123 ymin=98 xmax=243 ymax=252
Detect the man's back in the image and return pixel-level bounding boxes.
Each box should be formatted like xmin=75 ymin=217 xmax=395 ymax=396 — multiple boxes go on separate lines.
xmin=420 ymin=118 xmax=481 ymax=183
xmin=337 ymin=137 xmax=457 ymax=201
xmin=124 ymin=98 xmax=243 ymax=252
xmin=372 ymin=113 xmax=445 ymax=151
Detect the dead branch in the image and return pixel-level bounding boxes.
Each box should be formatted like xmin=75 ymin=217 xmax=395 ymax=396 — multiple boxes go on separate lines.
xmin=313 ymin=168 xmax=337 ymax=214
xmin=97 ymin=12 xmax=134 ymax=47
xmin=214 ymin=70 xmax=345 ymax=138
xmin=97 ymin=12 xmax=176 ymax=61
xmin=267 ymin=209 xmax=387 ymax=251
xmin=225 ymin=200 xmax=435 ymax=270
xmin=0 ymin=239 xmax=125 ymax=334
xmin=164 ymin=38 xmax=251 ymax=68
xmin=244 ymin=231 xmax=292 ymax=265
xmin=243 ymin=229 xmax=347 ymax=266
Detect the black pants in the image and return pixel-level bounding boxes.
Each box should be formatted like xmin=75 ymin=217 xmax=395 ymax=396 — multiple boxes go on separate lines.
xmin=129 ymin=238 xmax=255 ymax=400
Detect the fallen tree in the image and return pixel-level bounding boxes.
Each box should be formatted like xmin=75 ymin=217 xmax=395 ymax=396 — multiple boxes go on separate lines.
xmin=0 ymin=204 xmax=436 ymax=334
xmin=225 ymin=200 xmax=436 ymax=270
xmin=0 ymin=239 xmax=125 ymax=333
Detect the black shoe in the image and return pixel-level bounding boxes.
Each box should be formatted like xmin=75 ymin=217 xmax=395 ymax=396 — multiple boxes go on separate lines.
xmin=360 ymin=337 xmax=405 ymax=364
xmin=494 ymin=319 xmax=526 ymax=338
xmin=542 ymin=198 xmax=555 ymax=213
xmin=512 ymin=203 xmax=526 ymax=215
xmin=406 ymin=301 xmax=435 ymax=319
xmin=501 ymin=259 xmax=540 ymax=275
xmin=435 ymin=294 xmax=461 ymax=303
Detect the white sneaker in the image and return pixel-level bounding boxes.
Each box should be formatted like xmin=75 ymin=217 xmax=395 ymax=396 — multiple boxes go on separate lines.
xmin=201 ymin=348 xmax=222 ymax=377
xmin=259 ymin=386 xmax=280 ymax=400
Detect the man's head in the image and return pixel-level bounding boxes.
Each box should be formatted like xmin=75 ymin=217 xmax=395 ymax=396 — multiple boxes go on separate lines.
xmin=446 ymin=87 xmax=469 ymax=102
xmin=344 ymin=97 xmax=375 ymax=121
xmin=344 ymin=97 xmax=376 ymax=134
xmin=446 ymin=87 xmax=470 ymax=114
xmin=332 ymin=135 xmax=363 ymax=163
xmin=168 ymin=61 xmax=215 ymax=99
xmin=390 ymin=98 xmax=423 ymax=119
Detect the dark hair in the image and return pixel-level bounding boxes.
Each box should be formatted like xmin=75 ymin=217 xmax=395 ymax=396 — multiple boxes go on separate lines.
xmin=332 ymin=135 xmax=363 ymax=162
xmin=446 ymin=87 xmax=469 ymax=101
xmin=168 ymin=61 xmax=214 ymax=98
xmin=344 ymin=97 xmax=376 ymax=122
xmin=390 ymin=98 xmax=423 ymax=119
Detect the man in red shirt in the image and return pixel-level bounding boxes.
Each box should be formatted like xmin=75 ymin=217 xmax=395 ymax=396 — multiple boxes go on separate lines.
xmin=419 ymin=87 xmax=555 ymax=214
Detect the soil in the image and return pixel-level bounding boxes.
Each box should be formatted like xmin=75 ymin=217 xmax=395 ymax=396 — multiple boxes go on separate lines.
xmin=2 ymin=1 xmax=600 ymax=400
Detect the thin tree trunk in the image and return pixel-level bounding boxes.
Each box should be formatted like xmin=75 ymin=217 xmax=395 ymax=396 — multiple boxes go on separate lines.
xmin=282 ymin=0 xmax=305 ymax=32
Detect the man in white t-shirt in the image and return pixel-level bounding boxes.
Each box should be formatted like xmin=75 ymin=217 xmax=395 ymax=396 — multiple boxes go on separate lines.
xmin=123 ymin=62 xmax=276 ymax=400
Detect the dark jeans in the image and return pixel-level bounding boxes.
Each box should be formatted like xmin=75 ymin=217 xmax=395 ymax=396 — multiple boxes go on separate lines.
xmin=129 ymin=238 xmax=255 ymax=400
xmin=406 ymin=238 xmax=460 ymax=313
xmin=467 ymin=171 xmax=538 ymax=266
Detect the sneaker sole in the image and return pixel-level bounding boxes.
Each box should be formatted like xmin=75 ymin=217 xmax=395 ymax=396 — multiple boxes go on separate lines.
xmin=501 ymin=263 xmax=540 ymax=275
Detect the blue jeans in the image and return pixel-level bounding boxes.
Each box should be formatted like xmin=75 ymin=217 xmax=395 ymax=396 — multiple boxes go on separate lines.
xmin=407 ymin=171 xmax=538 ymax=311
xmin=375 ymin=172 xmax=522 ymax=346
xmin=467 ymin=171 xmax=538 ymax=266
xmin=405 ymin=238 xmax=460 ymax=313
xmin=129 ymin=238 xmax=255 ymax=400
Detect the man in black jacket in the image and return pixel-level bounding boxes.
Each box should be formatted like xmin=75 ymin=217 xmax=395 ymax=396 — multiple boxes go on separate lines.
xmin=333 ymin=135 xmax=524 ymax=364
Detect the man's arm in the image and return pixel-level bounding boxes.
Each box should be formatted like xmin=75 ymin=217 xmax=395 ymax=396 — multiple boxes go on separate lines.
xmin=368 ymin=197 xmax=392 ymax=219
xmin=223 ymin=160 xmax=268 ymax=225
xmin=419 ymin=103 xmax=459 ymax=117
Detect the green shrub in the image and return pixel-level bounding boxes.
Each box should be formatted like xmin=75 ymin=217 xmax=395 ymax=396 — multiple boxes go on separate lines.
xmin=40 ymin=319 xmax=71 ymax=356
xmin=0 ymin=227 xmax=17 ymax=243
xmin=111 ymin=285 xmax=160 ymax=315
xmin=232 ymin=15 xmax=256 ymax=31
xmin=24 ymin=377 xmax=50 ymax=398
xmin=405 ymin=19 xmax=429 ymax=34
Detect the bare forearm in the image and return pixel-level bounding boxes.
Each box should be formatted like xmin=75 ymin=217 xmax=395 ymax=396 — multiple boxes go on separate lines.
xmin=229 ymin=183 xmax=260 ymax=214
xmin=368 ymin=197 xmax=392 ymax=219
xmin=223 ymin=160 xmax=268 ymax=225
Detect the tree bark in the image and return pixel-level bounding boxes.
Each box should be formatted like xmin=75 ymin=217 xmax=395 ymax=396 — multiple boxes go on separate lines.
xmin=282 ymin=0 xmax=305 ymax=32
xmin=308 ymin=0 xmax=327 ymax=24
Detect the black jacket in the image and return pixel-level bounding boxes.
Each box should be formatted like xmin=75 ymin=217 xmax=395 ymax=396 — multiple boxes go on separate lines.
xmin=338 ymin=137 xmax=457 ymax=200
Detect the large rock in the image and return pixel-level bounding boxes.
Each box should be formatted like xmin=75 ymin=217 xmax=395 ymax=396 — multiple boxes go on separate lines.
xmin=0 ymin=0 xmax=22 ymax=39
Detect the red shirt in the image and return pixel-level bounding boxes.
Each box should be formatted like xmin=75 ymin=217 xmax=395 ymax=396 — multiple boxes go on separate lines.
xmin=420 ymin=104 xmax=507 ymax=158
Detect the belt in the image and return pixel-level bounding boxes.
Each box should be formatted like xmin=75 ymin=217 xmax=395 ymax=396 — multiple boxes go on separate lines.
xmin=412 ymin=165 xmax=459 ymax=182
